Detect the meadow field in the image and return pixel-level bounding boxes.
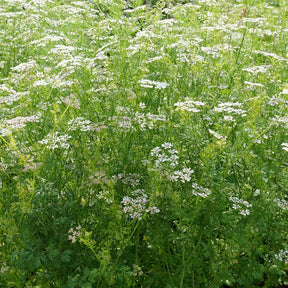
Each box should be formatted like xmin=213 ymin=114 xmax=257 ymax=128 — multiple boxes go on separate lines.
xmin=1 ymin=0 xmax=288 ymax=286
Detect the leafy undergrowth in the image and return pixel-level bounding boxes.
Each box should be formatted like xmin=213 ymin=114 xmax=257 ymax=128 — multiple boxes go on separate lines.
xmin=1 ymin=0 xmax=288 ymax=287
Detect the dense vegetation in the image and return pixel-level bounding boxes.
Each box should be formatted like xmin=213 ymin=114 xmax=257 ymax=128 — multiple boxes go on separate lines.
xmin=1 ymin=0 xmax=288 ymax=287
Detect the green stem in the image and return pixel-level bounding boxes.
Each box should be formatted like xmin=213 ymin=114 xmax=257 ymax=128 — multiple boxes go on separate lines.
xmin=18 ymin=173 xmax=36 ymax=227
xmin=179 ymin=245 xmax=186 ymax=288
xmin=133 ymin=228 xmax=140 ymax=288
xmin=114 ymin=220 xmax=140 ymax=267
xmin=235 ymin=27 xmax=247 ymax=64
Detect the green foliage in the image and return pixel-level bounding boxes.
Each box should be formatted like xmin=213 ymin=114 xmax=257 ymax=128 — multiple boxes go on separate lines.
xmin=1 ymin=0 xmax=288 ymax=287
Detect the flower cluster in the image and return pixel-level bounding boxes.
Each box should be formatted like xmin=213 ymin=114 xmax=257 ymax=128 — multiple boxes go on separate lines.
xmin=208 ymin=129 xmax=227 ymax=141
xmin=280 ymin=89 xmax=288 ymax=95
xmin=274 ymin=198 xmax=288 ymax=210
xmin=4 ymin=115 xmax=40 ymax=130
xmin=201 ymin=46 xmax=220 ymax=57
xmin=139 ymin=79 xmax=169 ymax=89
xmin=33 ymin=74 xmax=74 ymax=89
xmin=150 ymin=142 xmax=179 ymax=168
xmin=64 ymin=94 xmax=80 ymax=109
xmin=135 ymin=112 xmax=166 ymax=131
xmin=121 ymin=189 xmax=160 ymax=220
xmin=23 ymin=157 xmax=43 ymax=172
xmin=0 ymin=91 xmax=29 ymax=106
xmin=191 ymin=183 xmax=211 ymax=198
xmin=108 ymin=116 xmax=134 ymax=131
xmin=67 ymin=225 xmax=82 ymax=243
xmin=174 ymin=99 xmax=205 ymax=112
xmin=0 ymin=262 xmax=9 ymax=274
xmin=132 ymin=264 xmax=143 ymax=277
xmin=274 ymin=250 xmax=288 ymax=264
xmin=214 ymin=102 xmax=246 ymax=117
xmin=30 ymin=35 xmax=65 ymax=47
xmin=113 ymin=173 xmax=140 ymax=187
xmin=11 ymin=60 xmax=37 ymax=73
xmin=281 ymin=143 xmax=288 ymax=152
xmin=242 ymin=65 xmax=271 ymax=75
xmin=1 ymin=115 xmax=40 ymax=136
xmin=89 ymin=122 xmax=108 ymax=133
xmin=38 ymin=131 xmax=71 ymax=149
xmin=168 ymin=168 xmax=194 ymax=183
xmin=88 ymin=171 xmax=109 ymax=186
xmin=229 ymin=196 xmax=252 ymax=216
xmin=244 ymin=81 xmax=264 ymax=88
xmin=95 ymin=190 xmax=113 ymax=204
xmin=253 ymin=50 xmax=288 ymax=63
xmin=275 ymin=116 xmax=288 ymax=128
xmin=49 ymin=44 xmax=75 ymax=56
xmin=67 ymin=117 xmax=92 ymax=132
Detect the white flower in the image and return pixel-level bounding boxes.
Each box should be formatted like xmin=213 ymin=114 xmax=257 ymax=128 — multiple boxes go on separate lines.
xmin=275 ymin=250 xmax=288 ymax=263
xmin=191 ymin=183 xmax=211 ymax=198
xmin=11 ymin=60 xmax=37 ymax=73
xmin=38 ymin=132 xmax=72 ymax=150
xmin=253 ymin=50 xmax=288 ymax=63
xmin=274 ymin=198 xmax=288 ymax=210
xmin=68 ymin=117 xmax=91 ymax=131
xmin=229 ymin=196 xmax=252 ymax=216
xmin=162 ymin=142 xmax=173 ymax=149
xmin=242 ymin=65 xmax=270 ymax=74
xmin=239 ymin=209 xmax=250 ymax=216
xmin=139 ymin=79 xmax=169 ymax=89
xmin=174 ymin=99 xmax=205 ymax=112
xmin=282 ymin=143 xmax=288 ymax=152
xmin=214 ymin=102 xmax=246 ymax=116
xmin=146 ymin=206 xmax=160 ymax=214
xmin=280 ymin=89 xmax=288 ymax=95
xmin=122 ymin=190 xmax=159 ymax=220
xmin=223 ymin=116 xmax=235 ymax=122
xmin=208 ymin=129 xmax=226 ymax=140
xmin=139 ymin=102 xmax=146 ymax=109
xmin=244 ymin=81 xmax=264 ymax=88
xmin=4 ymin=115 xmax=40 ymax=130
xmin=151 ymin=147 xmax=161 ymax=156
xmin=168 ymin=168 xmax=194 ymax=183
